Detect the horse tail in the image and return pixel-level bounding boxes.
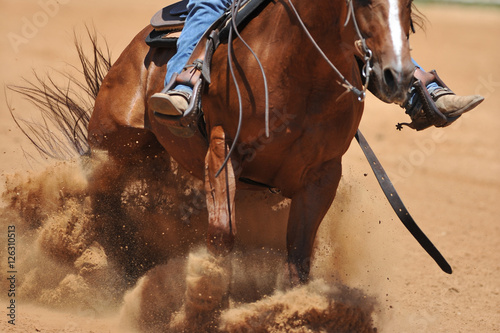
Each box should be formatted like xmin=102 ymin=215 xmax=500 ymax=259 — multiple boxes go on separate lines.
xmin=7 ymin=27 xmax=112 ymax=160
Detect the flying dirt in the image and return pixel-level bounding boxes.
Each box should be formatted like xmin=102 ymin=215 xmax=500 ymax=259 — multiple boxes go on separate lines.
xmin=1 ymin=2 xmax=499 ymax=332
xmin=0 ymin=156 xmax=382 ymax=332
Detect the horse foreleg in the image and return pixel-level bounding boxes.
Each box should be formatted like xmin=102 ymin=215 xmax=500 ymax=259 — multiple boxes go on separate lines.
xmin=287 ymin=160 xmax=342 ymax=285
xmin=204 ymin=126 xmax=237 ymax=255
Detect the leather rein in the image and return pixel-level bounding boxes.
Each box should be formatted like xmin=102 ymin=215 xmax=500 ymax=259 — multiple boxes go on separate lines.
xmin=216 ymin=0 xmax=372 ymax=176
xmin=355 ymin=131 xmax=452 ymax=274
xmin=289 ymin=0 xmax=451 ymax=273
xmin=221 ymin=0 xmax=452 ymax=274
xmin=287 ymin=0 xmax=373 ymax=102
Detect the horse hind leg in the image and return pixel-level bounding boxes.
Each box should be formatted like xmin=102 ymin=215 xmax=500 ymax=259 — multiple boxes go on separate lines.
xmin=204 ymin=125 xmax=237 ymax=255
xmin=286 ymin=159 xmax=343 ymax=285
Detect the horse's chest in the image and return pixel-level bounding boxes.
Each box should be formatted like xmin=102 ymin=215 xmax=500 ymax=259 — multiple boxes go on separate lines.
xmin=241 ymin=122 xmax=352 ymax=193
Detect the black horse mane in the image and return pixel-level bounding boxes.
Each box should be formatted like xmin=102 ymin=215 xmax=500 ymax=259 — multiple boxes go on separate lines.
xmin=6 ymin=27 xmax=112 ymax=160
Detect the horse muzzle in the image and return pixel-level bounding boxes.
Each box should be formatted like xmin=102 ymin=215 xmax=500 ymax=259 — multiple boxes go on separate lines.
xmin=371 ymin=62 xmax=414 ymax=105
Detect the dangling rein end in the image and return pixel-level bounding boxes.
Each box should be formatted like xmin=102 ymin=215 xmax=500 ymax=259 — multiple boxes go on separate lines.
xmin=355 ymin=130 xmax=453 ymax=275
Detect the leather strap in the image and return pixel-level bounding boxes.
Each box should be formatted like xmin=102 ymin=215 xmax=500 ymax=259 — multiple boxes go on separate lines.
xmin=355 ymin=130 xmax=452 ymax=274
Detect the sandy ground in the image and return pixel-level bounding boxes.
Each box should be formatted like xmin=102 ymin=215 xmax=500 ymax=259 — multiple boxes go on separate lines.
xmin=0 ymin=0 xmax=499 ymax=332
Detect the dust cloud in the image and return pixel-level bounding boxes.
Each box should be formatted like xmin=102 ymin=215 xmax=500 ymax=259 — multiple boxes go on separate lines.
xmin=0 ymin=154 xmax=392 ymax=332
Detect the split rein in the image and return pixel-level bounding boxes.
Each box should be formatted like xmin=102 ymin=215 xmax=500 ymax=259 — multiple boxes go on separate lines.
xmin=216 ymin=0 xmax=373 ymax=177
xmin=287 ymin=0 xmax=373 ymax=102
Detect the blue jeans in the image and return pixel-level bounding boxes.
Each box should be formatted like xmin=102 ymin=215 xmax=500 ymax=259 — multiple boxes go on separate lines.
xmin=409 ymin=59 xmax=439 ymax=108
xmin=165 ymin=0 xmax=233 ymax=93
xmin=412 ymin=59 xmax=439 ymax=92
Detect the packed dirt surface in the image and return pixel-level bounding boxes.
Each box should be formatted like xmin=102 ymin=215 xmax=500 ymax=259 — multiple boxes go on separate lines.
xmin=1 ymin=1 xmax=499 ymax=332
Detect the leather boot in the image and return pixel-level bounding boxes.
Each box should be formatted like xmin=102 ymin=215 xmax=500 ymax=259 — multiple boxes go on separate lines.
xmin=149 ymin=88 xmax=191 ymax=116
xmin=400 ymin=70 xmax=484 ymax=131
xmin=150 ymin=58 xmax=205 ymax=117
xmin=433 ymin=90 xmax=484 ymax=118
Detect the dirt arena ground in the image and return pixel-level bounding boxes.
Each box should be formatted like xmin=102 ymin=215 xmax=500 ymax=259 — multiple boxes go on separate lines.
xmin=0 ymin=0 xmax=499 ymax=332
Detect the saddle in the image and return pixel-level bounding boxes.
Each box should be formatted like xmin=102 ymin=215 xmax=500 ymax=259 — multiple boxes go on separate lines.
xmin=146 ymin=0 xmax=188 ymax=48
xmin=146 ymin=0 xmax=269 ymax=137
xmin=146 ymin=0 xmax=268 ymax=48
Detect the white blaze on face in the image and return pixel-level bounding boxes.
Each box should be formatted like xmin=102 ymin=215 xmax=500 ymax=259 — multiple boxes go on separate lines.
xmin=388 ymin=0 xmax=403 ymax=71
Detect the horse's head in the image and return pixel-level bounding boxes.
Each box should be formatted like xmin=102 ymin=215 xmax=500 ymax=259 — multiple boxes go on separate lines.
xmin=351 ymin=0 xmax=417 ymax=104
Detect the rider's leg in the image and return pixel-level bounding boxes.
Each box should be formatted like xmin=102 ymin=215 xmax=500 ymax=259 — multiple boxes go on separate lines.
xmin=408 ymin=59 xmax=484 ymax=119
xmin=150 ymin=0 xmax=233 ymax=116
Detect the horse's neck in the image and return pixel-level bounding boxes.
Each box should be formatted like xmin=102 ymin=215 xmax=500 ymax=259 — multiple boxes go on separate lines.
xmin=288 ymin=0 xmax=348 ymax=38
xmin=209 ymin=0 xmax=360 ymax=113
xmin=265 ymin=0 xmax=353 ymax=77
xmin=259 ymin=0 xmax=356 ymax=89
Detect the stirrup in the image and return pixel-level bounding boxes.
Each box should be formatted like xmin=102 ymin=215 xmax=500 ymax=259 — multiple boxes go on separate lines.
xmin=397 ymin=70 xmax=458 ymax=131
xmin=152 ymin=72 xmax=204 ymax=138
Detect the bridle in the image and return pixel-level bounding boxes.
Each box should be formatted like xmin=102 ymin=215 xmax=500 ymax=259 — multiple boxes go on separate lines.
xmin=289 ymin=0 xmax=452 ymax=274
xmin=216 ymin=0 xmax=374 ymax=176
xmin=287 ymin=0 xmax=373 ymax=102
xmin=218 ymin=0 xmax=452 ymax=276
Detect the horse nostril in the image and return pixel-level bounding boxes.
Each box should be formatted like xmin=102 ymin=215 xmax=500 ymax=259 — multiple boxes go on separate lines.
xmin=379 ymin=64 xmax=413 ymax=103
xmin=383 ymin=68 xmax=397 ymax=89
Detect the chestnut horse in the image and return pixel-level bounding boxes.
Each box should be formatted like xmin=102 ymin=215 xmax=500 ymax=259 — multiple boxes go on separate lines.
xmin=88 ymin=0 xmax=415 ymax=283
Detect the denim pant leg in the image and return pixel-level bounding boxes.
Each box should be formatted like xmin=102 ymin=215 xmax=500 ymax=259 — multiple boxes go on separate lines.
xmin=412 ymin=58 xmax=439 ymax=91
xmin=412 ymin=58 xmax=422 ymax=70
xmin=165 ymin=0 xmax=233 ymax=92
xmin=407 ymin=58 xmax=439 ymax=108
